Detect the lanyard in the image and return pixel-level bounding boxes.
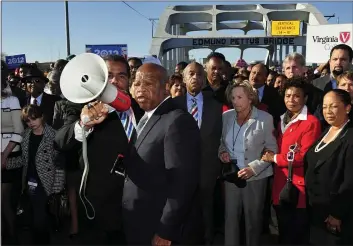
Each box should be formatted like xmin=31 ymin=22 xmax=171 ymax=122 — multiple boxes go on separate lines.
xmin=232 ymin=109 xmax=252 ymax=152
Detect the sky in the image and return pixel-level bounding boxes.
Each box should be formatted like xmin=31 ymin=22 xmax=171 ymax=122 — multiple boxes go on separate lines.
xmin=2 ymin=1 xmax=353 ymax=64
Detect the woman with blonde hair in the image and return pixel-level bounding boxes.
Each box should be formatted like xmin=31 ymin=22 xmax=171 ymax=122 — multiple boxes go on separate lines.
xmin=168 ymin=73 xmax=186 ymax=98
xmin=337 ymin=71 xmax=353 ymax=103
xmin=219 ymin=81 xmax=277 ymax=246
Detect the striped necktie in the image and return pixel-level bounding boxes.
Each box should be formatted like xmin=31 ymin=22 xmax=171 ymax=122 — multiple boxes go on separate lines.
xmin=190 ymin=97 xmax=199 ymax=124
xmin=33 ymin=98 xmax=38 ymax=106
xmin=118 ymin=108 xmax=134 ymax=142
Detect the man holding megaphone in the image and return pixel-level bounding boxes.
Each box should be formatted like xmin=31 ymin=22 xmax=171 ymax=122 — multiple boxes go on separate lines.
xmin=55 ymin=54 xmax=144 ymax=244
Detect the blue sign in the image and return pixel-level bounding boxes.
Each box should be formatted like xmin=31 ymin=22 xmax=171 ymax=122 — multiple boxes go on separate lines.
xmin=85 ymin=44 xmax=128 ymax=59
xmin=5 ymin=54 xmax=26 ymax=69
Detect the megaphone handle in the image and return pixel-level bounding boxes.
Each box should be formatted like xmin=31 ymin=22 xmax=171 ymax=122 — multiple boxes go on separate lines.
xmin=79 ymin=126 xmax=96 ymax=220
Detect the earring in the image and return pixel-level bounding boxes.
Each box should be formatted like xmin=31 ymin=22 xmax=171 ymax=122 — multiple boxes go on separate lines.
xmin=347 ymin=111 xmax=350 ymax=114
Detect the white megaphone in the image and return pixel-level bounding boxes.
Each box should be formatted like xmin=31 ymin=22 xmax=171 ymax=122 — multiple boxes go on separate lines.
xmin=60 ymin=53 xmax=131 ymax=112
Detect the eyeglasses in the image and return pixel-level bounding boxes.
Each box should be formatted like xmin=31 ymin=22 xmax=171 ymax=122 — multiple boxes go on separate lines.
xmin=286 ymin=143 xmax=298 ymax=162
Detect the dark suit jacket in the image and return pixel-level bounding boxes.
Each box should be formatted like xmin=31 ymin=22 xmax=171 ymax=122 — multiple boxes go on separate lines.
xmin=312 ymin=74 xmax=332 ymax=93
xmin=306 ymin=83 xmax=324 ymax=115
xmin=52 ymin=99 xmax=85 ymax=171
xmin=304 ymin=123 xmax=353 ymax=241
xmin=173 ymin=91 xmax=223 ymax=189
xmin=122 ymin=98 xmax=204 ymax=244
xmin=27 ymin=92 xmax=62 ymax=126
xmin=261 ymin=85 xmax=286 ymax=128
xmin=54 ymin=98 xmax=143 ymax=231
xmin=52 ymin=99 xmax=84 ymax=130
xmin=202 ymin=80 xmax=229 ymax=106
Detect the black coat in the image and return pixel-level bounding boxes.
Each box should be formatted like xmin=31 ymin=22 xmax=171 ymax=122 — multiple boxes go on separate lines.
xmin=52 ymin=99 xmax=84 ymax=130
xmin=306 ymin=83 xmax=324 ymax=115
xmin=52 ymin=99 xmax=85 ymax=171
xmin=261 ymin=85 xmax=286 ymax=128
xmin=202 ymin=80 xmax=229 ymax=106
xmin=122 ymin=98 xmax=204 ymax=244
xmin=173 ymin=91 xmax=223 ymax=188
xmin=54 ymin=99 xmax=143 ymax=231
xmin=304 ymin=122 xmax=353 ymax=244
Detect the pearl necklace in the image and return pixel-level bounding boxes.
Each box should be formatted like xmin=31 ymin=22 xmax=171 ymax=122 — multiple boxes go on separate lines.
xmin=314 ymin=120 xmax=350 ymax=152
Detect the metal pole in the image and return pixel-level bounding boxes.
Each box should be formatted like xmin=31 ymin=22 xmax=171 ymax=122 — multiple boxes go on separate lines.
xmin=149 ymin=18 xmax=158 ymax=38
xmin=65 ymin=0 xmax=71 ymax=57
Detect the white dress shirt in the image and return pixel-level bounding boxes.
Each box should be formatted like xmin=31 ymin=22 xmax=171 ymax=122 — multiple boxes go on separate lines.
xmin=30 ymin=93 xmax=43 ymax=106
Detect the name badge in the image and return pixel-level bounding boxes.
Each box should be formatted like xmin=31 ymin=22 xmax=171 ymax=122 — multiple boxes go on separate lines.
xmin=28 ymin=179 xmax=38 ymax=193
xmin=28 ymin=181 xmax=38 ymax=187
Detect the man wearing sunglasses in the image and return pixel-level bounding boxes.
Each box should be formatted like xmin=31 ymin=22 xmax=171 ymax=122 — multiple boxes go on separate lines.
xmin=22 ymin=67 xmax=61 ymax=126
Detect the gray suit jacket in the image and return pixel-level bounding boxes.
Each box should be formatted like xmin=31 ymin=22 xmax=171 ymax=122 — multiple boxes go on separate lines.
xmin=312 ymin=74 xmax=331 ymax=92
xmin=219 ymin=107 xmax=278 ymax=181
xmin=21 ymin=124 xmax=65 ymax=196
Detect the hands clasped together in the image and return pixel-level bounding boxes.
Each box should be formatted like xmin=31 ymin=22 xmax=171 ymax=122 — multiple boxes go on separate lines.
xmin=219 ymin=148 xmax=275 ymax=180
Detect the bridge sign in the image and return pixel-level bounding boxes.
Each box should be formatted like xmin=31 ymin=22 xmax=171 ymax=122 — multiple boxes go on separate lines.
xmin=271 ymin=21 xmax=301 ymax=36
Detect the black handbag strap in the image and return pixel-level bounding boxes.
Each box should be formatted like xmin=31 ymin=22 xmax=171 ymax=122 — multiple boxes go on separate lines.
xmin=287 ymin=160 xmax=293 ymax=182
xmin=286 ymin=142 xmax=298 ymax=182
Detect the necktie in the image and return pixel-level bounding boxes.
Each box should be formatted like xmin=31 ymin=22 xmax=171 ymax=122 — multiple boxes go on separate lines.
xmin=33 ymin=98 xmax=38 ymax=106
xmin=136 ymin=113 xmax=149 ymax=136
xmin=118 ymin=109 xmax=135 ymax=142
xmin=257 ymin=89 xmax=261 ymax=102
xmin=190 ymin=98 xmax=199 ymax=124
xmin=331 ymin=79 xmax=337 ymax=89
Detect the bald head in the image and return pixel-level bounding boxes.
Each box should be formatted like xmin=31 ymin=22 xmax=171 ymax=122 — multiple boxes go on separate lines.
xmin=134 ymin=63 xmax=169 ymax=111
xmin=137 ymin=63 xmax=168 ymax=85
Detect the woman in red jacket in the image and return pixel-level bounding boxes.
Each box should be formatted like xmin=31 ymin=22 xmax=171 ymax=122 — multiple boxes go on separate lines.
xmin=262 ymin=77 xmax=321 ymax=245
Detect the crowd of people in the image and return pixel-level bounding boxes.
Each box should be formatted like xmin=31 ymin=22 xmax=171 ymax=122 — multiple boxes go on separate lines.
xmin=1 ymin=43 xmax=353 ymax=246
